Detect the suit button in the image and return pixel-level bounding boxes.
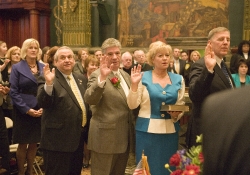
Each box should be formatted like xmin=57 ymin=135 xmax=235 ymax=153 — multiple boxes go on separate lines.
xmin=162 ymin=91 xmax=166 ymax=94
xmin=161 ymin=114 xmax=165 ymax=117
xmin=162 ymin=102 xmax=165 ymax=105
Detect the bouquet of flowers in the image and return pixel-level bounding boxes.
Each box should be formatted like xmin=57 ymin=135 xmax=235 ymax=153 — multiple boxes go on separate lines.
xmin=165 ymin=135 xmax=204 ymax=175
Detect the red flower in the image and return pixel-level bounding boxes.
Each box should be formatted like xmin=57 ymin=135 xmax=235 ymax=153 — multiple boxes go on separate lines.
xmin=171 ymin=169 xmax=183 ymax=175
xmin=111 ymin=77 xmax=119 ymax=84
xmin=169 ymin=153 xmax=181 ymax=167
xmin=198 ymin=152 xmax=204 ymax=163
xmin=110 ymin=77 xmax=120 ymax=88
xmin=183 ymin=164 xmax=200 ymax=175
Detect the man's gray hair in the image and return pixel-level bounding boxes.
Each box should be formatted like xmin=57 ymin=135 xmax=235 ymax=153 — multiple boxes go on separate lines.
xmin=54 ymin=46 xmax=74 ymax=61
xmin=207 ymin=27 xmax=229 ymax=40
xmin=101 ymin=38 xmax=121 ymax=54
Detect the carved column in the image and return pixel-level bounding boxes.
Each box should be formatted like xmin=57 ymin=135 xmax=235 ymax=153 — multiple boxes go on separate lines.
xmin=90 ymin=1 xmax=100 ymax=47
xmin=39 ymin=11 xmax=50 ymax=47
xmin=29 ymin=9 xmax=40 ymax=40
xmin=243 ymin=0 xmax=250 ymax=40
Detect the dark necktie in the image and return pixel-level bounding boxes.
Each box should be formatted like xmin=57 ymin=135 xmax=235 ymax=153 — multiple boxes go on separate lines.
xmin=221 ymin=61 xmax=233 ymax=88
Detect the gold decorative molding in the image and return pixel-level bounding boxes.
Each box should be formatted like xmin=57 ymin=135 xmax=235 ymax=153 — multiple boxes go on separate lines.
xmin=53 ymin=0 xmax=91 ymax=46
xmin=69 ymin=0 xmax=78 ymax=12
xmin=243 ymin=0 xmax=250 ymax=40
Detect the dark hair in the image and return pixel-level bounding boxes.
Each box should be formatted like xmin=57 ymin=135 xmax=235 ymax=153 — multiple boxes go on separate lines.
xmin=181 ymin=50 xmax=188 ymax=55
xmin=236 ymin=58 xmax=248 ymax=73
xmin=42 ymin=46 xmax=50 ymax=62
xmin=47 ymin=46 xmax=59 ymax=65
xmin=237 ymin=40 xmax=250 ymax=55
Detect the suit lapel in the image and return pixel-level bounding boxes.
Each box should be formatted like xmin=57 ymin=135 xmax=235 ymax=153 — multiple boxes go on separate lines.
xmin=18 ymin=60 xmax=38 ymax=84
xmin=108 ymin=72 xmax=127 ymax=101
xmin=55 ymin=69 xmax=81 ymax=109
xmin=215 ymin=64 xmax=234 ymax=88
xmin=120 ymin=69 xmax=131 ymax=88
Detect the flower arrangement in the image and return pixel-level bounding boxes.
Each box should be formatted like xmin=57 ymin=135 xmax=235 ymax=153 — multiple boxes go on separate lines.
xmin=165 ymin=135 xmax=203 ymax=175
xmin=110 ymin=76 xmax=121 ymax=88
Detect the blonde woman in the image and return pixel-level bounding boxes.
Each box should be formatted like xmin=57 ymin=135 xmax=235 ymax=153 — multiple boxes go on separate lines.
xmin=190 ymin=50 xmax=201 ymax=62
xmin=10 ymin=38 xmax=44 ymax=175
xmin=127 ymin=41 xmax=185 ymax=175
xmin=2 ymin=46 xmax=21 ymax=82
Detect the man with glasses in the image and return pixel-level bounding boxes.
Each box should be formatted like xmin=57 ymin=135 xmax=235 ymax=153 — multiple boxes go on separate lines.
xmin=133 ymin=49 xmax=153 ymax=71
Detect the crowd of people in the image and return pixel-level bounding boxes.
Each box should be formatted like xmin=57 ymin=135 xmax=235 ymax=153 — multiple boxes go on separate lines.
xmin=0 ymin=26 xmax=250 ymax=175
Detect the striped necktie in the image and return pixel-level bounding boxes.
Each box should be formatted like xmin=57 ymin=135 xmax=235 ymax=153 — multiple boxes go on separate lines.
xmin=221 ymin=61 xmax=233 ymax=88
xmin=67 ymin=76 xmax=87 ymax=126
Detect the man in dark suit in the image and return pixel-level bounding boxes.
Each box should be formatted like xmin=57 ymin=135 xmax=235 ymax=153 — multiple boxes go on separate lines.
xmin=37 ymin=46 xmax=89 ymax=175
xmin=181 ymin=50 xmax=193 ymax=87
xmin=186 ymin=27 xmax=235 ymax=148
xmin=173 ymin=48 xmax=186 ymax=76
xmin=133 ymin=49 xmax=153 ymax=71
xmin=121 ymin=51 xmax=133 ymax=75
xmin=84 ymin=38 xmax=134 ymax=175
xmin=201 ymin=86 xmax=250 ymax=175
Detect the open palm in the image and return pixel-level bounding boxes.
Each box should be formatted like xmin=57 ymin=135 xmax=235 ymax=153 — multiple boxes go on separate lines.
xmin=131 ymin=65 xmax=142 ymax=85
xmin=43 ymin=63 xmax=55 ymax=85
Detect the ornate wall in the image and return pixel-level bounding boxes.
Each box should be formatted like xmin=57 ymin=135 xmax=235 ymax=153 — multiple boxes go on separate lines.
xmin=118 ymin=0 xmax=229 ymax=47
xmin=243 ymin=0 xmax=250 ymax=40
xmin=53 ymin=0 xmax=91 ymax=47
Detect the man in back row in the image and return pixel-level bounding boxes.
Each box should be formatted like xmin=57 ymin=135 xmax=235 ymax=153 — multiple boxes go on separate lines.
xmin=133 ymin=49 xmax=153 ymax=71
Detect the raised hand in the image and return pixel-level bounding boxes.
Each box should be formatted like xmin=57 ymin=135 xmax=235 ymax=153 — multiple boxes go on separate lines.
xmin=131 ymin=65 xmax=142 ymax=84
xmin=43 ymin=63 xmax=55 ymax=85
xmin=204 ymin=42 xmax=216 ymax=71
xmin=130 ymin=65 xmax=142 ymax=92
xmin=99 ymin=55 xmax=113 ymax=81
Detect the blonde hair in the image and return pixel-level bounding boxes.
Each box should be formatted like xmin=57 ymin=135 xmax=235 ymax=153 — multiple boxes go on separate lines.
xmin=146 ymin=41 xmax=172 ymax=66
xmin=20 ymin=38 xmax=40 ymax=59
xmin=5 ymin=46 xmax=20 ymax=60
xmin=101 ymin=38 xmax=121 ymax=54
xmin=190 ymin=50 xmax=201 ymax=61
xmin=208 ymin=27 xmax=229 ymax=40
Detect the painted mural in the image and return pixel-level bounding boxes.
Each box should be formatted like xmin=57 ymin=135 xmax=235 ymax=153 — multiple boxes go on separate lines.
xmin=118 ymin=0 xmax=229 ymax=47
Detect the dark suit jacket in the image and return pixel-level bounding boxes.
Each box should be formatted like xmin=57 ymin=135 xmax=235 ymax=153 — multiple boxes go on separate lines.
xmin=1 ymin=62 xmax=11 ymax=82
xmin=84 ymin=69 xmax=133 ymax=154
xmin=202 ymin=86 xmax=250 ymax=175
xmin=73 ymin=61 xmax=86 ymax=75
xmin=134 ymin=63 xmax=153 ymax=72
xmin=186 ymin=57 xmax=235 ymax=148
xmin=10 ymin=60 xmax=44 ymax=114
xmin=183 ymin=61 xmax=193 ymax=87
xmin=176 ymin=58 xmax=186 ymax=76
xmin=37 ymin=69 xmax=89 ymax=152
